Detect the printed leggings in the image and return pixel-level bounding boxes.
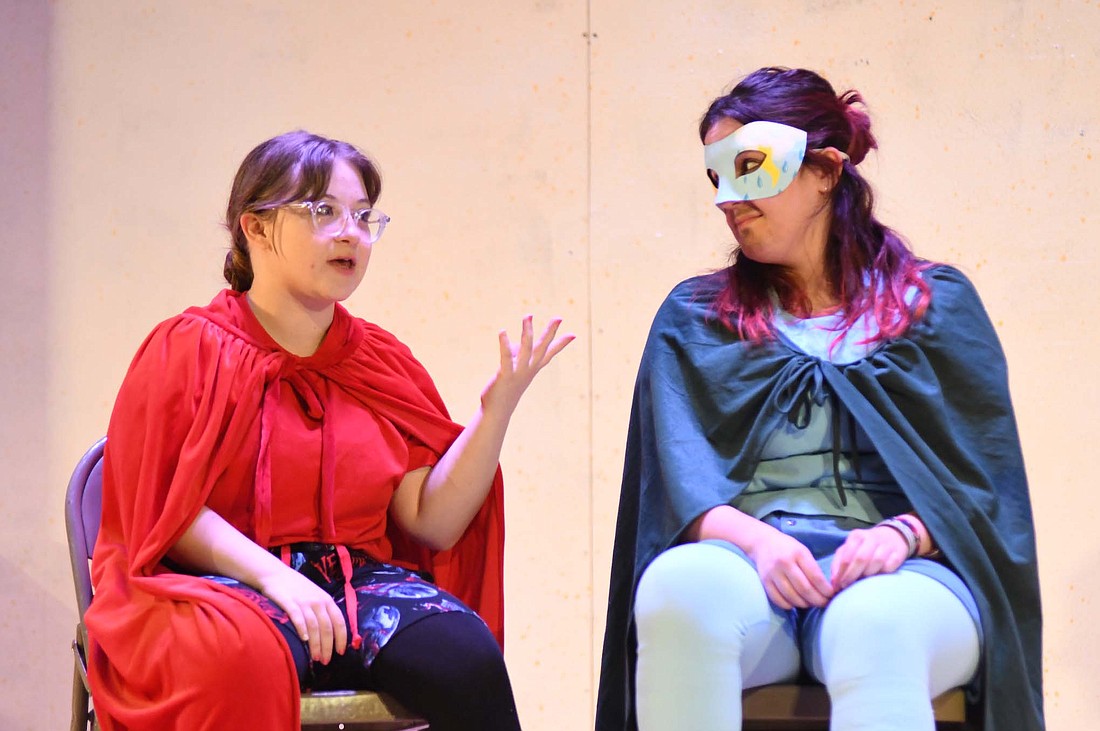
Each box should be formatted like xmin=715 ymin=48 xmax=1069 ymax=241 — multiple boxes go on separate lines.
xmin=210 ymin=543 xmax=521 ymax=731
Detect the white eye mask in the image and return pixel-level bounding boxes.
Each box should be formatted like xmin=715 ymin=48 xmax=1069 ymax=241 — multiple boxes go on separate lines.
xmin=704 ymin=120 xmax=808 ymax=203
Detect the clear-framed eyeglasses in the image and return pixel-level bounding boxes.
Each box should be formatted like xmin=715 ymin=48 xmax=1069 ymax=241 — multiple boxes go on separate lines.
xmin=283 ymin=199 xmax=390 ymax=243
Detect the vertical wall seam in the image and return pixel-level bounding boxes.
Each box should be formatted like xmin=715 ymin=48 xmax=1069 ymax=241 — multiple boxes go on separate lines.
xmin=584 ymin=0 xmax=596 ymax=717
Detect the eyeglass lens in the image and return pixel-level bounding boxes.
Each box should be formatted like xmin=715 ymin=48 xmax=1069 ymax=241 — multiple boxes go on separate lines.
xmin=312 ymin=201 xmax=386 ymax=241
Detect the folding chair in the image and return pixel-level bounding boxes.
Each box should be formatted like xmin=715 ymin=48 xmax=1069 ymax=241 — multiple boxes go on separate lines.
xmin=65 ymin=437 xmax=429 ymax=731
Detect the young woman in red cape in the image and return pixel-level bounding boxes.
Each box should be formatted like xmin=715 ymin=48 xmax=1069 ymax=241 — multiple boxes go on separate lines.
xmin=85 ymin=130 xmax=572 ymax=731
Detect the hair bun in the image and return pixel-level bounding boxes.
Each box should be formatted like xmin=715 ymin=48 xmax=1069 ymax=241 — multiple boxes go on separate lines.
xmin=223 ymin=248 xmax=253 ymax=292
xmin=838 ymin=89 xmax=876 ymax=165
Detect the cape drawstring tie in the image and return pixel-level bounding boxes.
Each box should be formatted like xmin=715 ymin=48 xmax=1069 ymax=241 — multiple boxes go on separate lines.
xmin=336 ymin=545 xmax=363 ymax=650
xmin=255 ymin=359 xmax=361 ymax=648
xmin=775 ymin=358 xmax=855 ymax=507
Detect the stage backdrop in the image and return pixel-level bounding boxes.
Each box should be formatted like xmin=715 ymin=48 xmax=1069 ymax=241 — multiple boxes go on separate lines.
xmin=1 ymin=1 xmax=1095 ymax=729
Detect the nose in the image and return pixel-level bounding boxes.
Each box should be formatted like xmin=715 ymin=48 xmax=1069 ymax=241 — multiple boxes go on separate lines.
xmin=717 ymin=200 xmax=751 ymax=218
xmin=332 ymin=211 xmax=365 ymax=242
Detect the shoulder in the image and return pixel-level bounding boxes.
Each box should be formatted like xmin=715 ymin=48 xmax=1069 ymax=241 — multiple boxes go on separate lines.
xmin=347 ymin=316 xmax=437 ymax=382
xmin=130 ymin=310 xmax=214 ymax=366
xmin=901 ymin=264 xmax=1007 ymax=367
xmin=347 ymin=316 xmax=423 ymax=370
xmin=652 ymin=272 xmax=726 ymax=331
xmin=355 ymin=316 xmax=411 ymax=352
xmin=339 ymin=315 xmax=450 ymax=415
xmin=124 ymin=292 xmax=265 ymax=386
xmin=922 ymin=264 xmax=982 ymax=302
xmin=640 ymin=272 xmax=757 ymax=373
xmin=916 ymin=264 xmax=994 ymax=332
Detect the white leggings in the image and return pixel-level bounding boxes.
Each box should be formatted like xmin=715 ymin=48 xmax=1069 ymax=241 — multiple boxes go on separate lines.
xmin=634 ymin=541 xmax=980 ymax=731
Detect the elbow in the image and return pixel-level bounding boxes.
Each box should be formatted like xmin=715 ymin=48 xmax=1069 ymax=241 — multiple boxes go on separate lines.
xmin=419 ymin=529 xmax=461 ymax=553
xmin=401 ymin=516 xmax=462 ymax=552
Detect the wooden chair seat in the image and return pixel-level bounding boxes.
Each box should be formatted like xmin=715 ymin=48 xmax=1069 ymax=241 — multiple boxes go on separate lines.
xmin=299 ymin=689 xmax=429 ymax=730
xmin=742 ymin=683 xmax=973 ymax=730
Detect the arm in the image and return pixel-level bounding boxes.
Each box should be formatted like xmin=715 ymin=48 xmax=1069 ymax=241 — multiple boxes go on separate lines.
xmin=168 ymin=506 xmax=347 ymax=664
xmin=390 ymin=316 xmax=574 ymax=551
xmin=686 ymin=504 xmax=834 ymax=609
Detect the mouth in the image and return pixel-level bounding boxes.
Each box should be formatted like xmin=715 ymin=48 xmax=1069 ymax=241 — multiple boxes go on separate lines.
xmin=731 ymin=208 xmax=761 ymax=230
xmin=329 ymin=257 xmax=357 ymax=270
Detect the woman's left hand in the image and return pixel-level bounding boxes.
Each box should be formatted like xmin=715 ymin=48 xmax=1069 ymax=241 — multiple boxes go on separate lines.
xmin=829 ymin=525 xmax=910 ymax=592
xmin=391 ymin=315 xmax=573 ymax=551
xmin=481 ymin=316 xmax=574 ymax=416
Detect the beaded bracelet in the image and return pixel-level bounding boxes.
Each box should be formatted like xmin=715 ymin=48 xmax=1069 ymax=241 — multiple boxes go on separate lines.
xmin=876 ymin=517 xmax=919 ymax=558
xmin=894 ymin=513 xmax=942 ymax=559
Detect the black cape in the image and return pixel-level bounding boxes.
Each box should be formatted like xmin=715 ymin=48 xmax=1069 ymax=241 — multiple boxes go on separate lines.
xmin=595 ymin=266 xmax=1043 ymax=731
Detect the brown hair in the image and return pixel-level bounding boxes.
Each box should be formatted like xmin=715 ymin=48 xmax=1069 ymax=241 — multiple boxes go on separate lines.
xmin=223 ymin=130 xmax=382 ymax=291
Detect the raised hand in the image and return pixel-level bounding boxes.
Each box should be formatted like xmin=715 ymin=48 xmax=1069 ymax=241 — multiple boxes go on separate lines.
xmin=481 ymin=315 xmax=574 ymax=416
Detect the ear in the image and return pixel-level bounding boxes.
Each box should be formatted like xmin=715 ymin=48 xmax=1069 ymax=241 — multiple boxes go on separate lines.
xmin=815 ymin=146 xmax=848 ymax=192
xmin=240 ymin=211 xmax=273 ymax=251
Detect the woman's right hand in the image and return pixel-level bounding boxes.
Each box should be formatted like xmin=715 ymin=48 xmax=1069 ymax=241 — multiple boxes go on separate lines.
xmin=256 ymin=565 xmax=348 ymax=664
xmin=688 ymin=504 xmax=833 ymax=610
xmin=746 ymin=528 xmax=834 ymax=610
xmin=169 ymin=506 xmax=348 ymax=664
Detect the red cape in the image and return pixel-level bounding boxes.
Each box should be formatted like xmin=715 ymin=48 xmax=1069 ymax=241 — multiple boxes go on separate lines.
xmin=85 ymin=291 xmax=505 ymax=730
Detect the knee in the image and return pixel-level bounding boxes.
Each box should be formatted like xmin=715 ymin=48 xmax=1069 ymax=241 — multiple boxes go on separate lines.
xmin=377 ymin=612 xmax=510 ymax=694
xmin=373 ymin=613 xmax=519 ymax=731
xmin=635 ymin=542 xmax=767 ymax=643
xmin=814 ymin=584 xmax=924 ymax=688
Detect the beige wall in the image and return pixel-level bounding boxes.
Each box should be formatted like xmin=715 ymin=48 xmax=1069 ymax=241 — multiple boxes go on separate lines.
xmin=1 ymin=1 xmax=1095 ymax=729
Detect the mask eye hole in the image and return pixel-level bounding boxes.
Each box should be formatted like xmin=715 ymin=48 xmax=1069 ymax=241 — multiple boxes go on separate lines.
xmin=706 ymin=169 xmax=719 ymax=189
xmin=735 ymin=150 xmax=766 ymax=177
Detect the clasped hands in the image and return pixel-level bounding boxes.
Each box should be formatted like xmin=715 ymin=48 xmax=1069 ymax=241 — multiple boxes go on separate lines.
xmin=750 ymin=522 xmax=914 ymax=611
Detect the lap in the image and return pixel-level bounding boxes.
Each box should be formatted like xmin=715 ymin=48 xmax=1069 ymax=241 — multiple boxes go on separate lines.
xmin=638 ymin=540 xmax=980 ymax=667
xmin=202 ymin=543 xmax=485 ymax=690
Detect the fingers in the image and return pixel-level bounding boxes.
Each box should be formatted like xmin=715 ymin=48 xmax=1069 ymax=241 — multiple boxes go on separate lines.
xmin=784 ymin=558 xmax=832 ymax=608
xmin=831 ymin=528 xmax=908 ymax=591
xmin=500 ymin=315 xmax=574 ymax=373
xmin=541 ymin=329 xmax=576 ymax=366
xmin=766 ymin=570 xmax=830 ymax=610
xmin=760 ymin=556 xmax=833 ymax=610
xmin=514 ymin=315 xmax=534 ymax=365
xmin=797 ymin=555 xmax=835 ymax=605
xmin=328 ymin=600 xmax=348 ymax=657
xmin=284 ymin=605 xmax=311 ymax=650
xmin=497 ymin=330 xmax=514 ymax=373
xmin=312 ymin=609 xmax=330 ymax=664
xmin=276 ymin=594 xmax=343 ymax=664
xmin=764 ymin=579 xmax=795 ymax=611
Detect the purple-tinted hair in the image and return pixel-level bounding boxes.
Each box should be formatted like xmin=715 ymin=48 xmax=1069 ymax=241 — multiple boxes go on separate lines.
xmin=699 ymin=67 xmax=932 ymax=344
xmin=223 ymin=130 xmax=382 ymax=292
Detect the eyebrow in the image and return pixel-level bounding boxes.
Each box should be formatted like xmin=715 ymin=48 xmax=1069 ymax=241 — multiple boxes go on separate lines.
xmin=317 ymin=194 xmax=373 ymax=205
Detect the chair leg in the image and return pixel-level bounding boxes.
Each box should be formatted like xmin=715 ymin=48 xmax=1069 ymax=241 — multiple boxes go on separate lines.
xmin=71 ymin=652 xmax=90 ymax=731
